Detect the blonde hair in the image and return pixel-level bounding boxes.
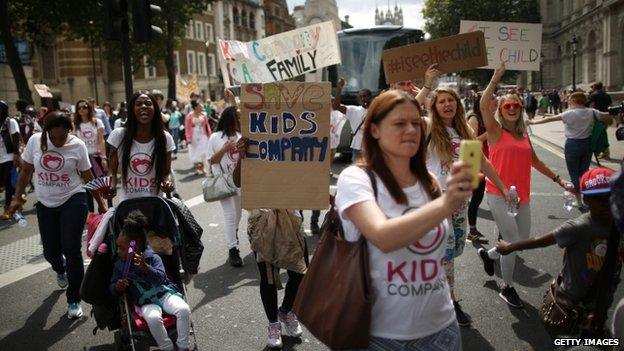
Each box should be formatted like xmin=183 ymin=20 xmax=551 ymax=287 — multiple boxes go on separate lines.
xmin=429 ymin=88 xmax=474 ymax=161
xmin=494 ymin=94 xmax=526 ymax=139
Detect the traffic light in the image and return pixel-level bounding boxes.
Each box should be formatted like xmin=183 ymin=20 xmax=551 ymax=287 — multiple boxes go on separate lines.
xmin=103 ymin=0 xmax=128 ymax=41
xmin=132 ymin=0 xmax=163 ymax=43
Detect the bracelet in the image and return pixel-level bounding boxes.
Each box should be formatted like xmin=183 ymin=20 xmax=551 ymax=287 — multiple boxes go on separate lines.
xmin=553 ymin=175 xmax=560 ymax=183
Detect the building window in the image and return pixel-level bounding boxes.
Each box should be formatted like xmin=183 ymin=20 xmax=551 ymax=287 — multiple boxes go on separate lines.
xmin=276 ymin=23 xmax=281 ymax=33
xmin=205 ymin=23 xmax=214 ymax=43
xmin=242 ymin=10 xmax=248 ymax=27
xmin=40 ymin=45 xmax=57 ymax=81
xmin=173 ymin=51 xmax=180 ymax=74
xmin=195 ymin=21 xmax=204 ymax=40
xmin=233 ymin=7 xmax=240 ymax=25
xmin=250 ymin=13 xmax=255 ymax=29
xmin=208 ymin=54 xmax=216 ymax=76
xmin=274 ymin=5 xmax=280 ymax=16
xmin=143 ymin=56 xmax=156 ymax=79
xmin=186 ymin=50 xmax=196 ymax=74
xmin=197 ymin=52 xmax=206 ymax=76
xmin=185 ymin=20 xmax=194 ymax=39
xmin=206 ymin=3 xmax=212 ymax=12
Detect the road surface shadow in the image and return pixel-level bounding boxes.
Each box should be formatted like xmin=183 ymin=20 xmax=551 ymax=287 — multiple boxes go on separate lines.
xmin=461 ymin=327 xmax=496 ymax=351
xmin=0 ymin=290 xmax=88 ymax=349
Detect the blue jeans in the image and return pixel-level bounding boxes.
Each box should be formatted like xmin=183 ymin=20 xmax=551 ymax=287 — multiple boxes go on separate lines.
xmin=36 ymin=192 xmax=88 ymax=303
xmin=564 ymin=138 xmax=592 ymax=192
xmin=367 ymin=321 xmax=461 ymax=351
xmin=170 ymin=127 xmax=180 ymax=154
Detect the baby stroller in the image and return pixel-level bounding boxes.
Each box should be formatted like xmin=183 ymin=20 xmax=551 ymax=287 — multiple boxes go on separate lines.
xmin=109 ymin=196 xmax=199 ymax=351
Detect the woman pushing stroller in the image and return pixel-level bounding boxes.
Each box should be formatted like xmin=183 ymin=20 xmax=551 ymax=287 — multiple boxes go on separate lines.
xmin=110 ymin=210 xmax=191 ymax=351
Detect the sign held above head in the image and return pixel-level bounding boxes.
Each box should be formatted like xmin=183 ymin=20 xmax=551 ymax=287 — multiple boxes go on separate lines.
xmin=382 ymin=31 xmax=488 ymax=84
xmin=459 ymin=20 xmax=543 ymax=71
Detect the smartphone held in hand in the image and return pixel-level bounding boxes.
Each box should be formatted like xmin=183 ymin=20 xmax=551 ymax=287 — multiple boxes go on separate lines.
xmin=459 ymin=140 xmax=482 ymax=189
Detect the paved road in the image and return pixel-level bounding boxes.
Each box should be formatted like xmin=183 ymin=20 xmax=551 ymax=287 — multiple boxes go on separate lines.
xmin=0 ymin=144 xmax=621 ymax=351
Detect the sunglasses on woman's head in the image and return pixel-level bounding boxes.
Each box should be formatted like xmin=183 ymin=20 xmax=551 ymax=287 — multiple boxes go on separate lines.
xmin=501 ymin=102 xmax=522 ymax=110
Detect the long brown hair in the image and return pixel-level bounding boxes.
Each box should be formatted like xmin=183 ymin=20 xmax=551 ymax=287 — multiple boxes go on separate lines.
xmin=41 ymin=111 xmax=74 ymax=153
xmin=428 ymin=88 xmax=474 ymax=161
xmin=360 ymin=90 xmax=440 ymax=204
xmin=73 ymin=99 xmax=96 ymax=128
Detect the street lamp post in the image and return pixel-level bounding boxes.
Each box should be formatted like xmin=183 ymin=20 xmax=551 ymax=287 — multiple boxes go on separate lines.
xmin=540 ymin=53 xmax=544 ymax=90
xmin=571 ymin=34 xmax=578 ymax=91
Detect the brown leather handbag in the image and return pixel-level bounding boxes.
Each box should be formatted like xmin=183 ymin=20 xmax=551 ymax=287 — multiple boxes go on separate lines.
xmin=539 ymin=276 xmax=583 ymax=336
xmin=293 ymin=169 xmax=376 ymax=350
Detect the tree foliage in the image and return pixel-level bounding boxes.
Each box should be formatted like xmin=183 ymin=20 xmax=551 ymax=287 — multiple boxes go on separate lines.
xmin=422 ymin=0 xmax=541 ymax=87
xmin=2 ymin=0 xmax=210 ymax=104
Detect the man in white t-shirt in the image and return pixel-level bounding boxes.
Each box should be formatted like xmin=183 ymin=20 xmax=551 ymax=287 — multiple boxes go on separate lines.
xmin=0 ymin=101 xmax=21 ymax=219
xmin=332 ymin=78 xmax=372 ymax=162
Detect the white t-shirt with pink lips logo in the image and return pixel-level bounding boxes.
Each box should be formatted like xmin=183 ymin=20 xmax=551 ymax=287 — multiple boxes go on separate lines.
xmin=107 ymin=128 xmax=175 ymax=201
xmin=426 ymin=127 xmax=461 ymax=190
xmin=76 ymin=119 xmax=104 ymax=155
xmin=22 ymin=133 xmax=91 ymax=208
xmin=335 ymin=166 xmax=455 ymax=340
xmin=207 ymin=131 xmax=241 ymax=175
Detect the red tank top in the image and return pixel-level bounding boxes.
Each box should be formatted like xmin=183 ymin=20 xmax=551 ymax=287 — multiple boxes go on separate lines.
xmin=485 ymin=129 xmax=532 ymax=204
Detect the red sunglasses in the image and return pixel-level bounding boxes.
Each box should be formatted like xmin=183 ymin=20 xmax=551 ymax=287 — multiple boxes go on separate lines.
xmin=501 ymin=102 xmax=522 ymax=110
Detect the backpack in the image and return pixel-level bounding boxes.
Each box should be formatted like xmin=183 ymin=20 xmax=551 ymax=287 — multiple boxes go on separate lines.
xmin=590 ymin=111 xmax=609 ymax=161
xmin=247 ymin=209 xmax=307 ymax=284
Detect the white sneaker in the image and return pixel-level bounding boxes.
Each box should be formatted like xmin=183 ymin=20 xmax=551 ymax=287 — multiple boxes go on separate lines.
xmin=67 ymin=302 xmax=83 ymax=319
xmin=267 ymin=322 xmax=282 ymax=349
xmin=278 ymin=310 xmax=303 ymax=338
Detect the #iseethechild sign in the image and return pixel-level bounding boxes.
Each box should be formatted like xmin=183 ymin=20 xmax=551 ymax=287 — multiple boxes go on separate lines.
xmin=382 ymin=31 xmax=488 ymax=84
xmin=240 ymin=82 xmax=331 ymax=210
xmin=460 ymin=20 xmax=543 ymax=71
xmin=218 ymin=21 xmax=341 ymax=88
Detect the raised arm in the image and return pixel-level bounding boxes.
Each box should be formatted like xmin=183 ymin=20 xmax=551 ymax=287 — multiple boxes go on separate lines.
xmin=415 ymin=64 xmax=442 ymax=106
xmin=332 ymin=78 xmax=347 ymax=114
xmin=496 ymin=232 xmax=556 ymax=255
xmin=481 ymin=62 xmax=506 ymax=135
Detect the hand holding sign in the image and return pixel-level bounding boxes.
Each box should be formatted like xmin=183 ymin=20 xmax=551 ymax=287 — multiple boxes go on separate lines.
xmin=492 ymin=61 xmax=506 ymax=83
xmin=424 ymin=64 xmax=443 ymax=88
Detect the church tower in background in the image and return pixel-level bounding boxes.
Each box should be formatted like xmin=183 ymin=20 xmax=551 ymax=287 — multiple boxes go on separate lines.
xmin=375 ymin=1 xmax=403 ymax=26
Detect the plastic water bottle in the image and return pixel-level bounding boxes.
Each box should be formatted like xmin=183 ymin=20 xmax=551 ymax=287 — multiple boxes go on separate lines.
xmin=507 ymin=186 xmax=519 ymax=217
xmin=13 ymin=211 xmax=27 ymax=228
xmin=563 ymin=185 xmax=575 ymax=212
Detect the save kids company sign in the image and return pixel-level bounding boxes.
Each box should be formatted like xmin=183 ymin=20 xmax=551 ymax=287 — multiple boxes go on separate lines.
xmin=218 ymin=21 xmax=341 ymax=88
xmin=240 ymin=82 xmax=331 ymax=210
xmin=460 ymin=20 xmax=543 ymax=71
xmin=382 ymin=31 xmax=488 ymax=84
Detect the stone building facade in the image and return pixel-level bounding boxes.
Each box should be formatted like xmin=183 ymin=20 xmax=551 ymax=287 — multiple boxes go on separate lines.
xmin=375 ymin=2 xmax=404 ymax=26
xmin=537 ymin=0 xmax=624 ymax=91
xmin=264 ymin=0 xmax=296 ymax=36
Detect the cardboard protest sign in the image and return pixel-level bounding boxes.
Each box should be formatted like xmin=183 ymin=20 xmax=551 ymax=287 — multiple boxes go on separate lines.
xmin=218 ymin=21 xmax=341 ymax=88
xmin=460 ymin=20 xmax=542 ymax=71
xmin=382 ymin=31 xmax=488 ymax=84
xmin=34 ymin=84 xmax=53 ymax=98
xmin=240 ymin=82 xmax=331 ymax=210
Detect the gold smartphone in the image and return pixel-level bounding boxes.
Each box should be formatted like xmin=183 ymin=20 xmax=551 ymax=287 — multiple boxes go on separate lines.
xmin=459 ymin=140 xmax=482 ymax=189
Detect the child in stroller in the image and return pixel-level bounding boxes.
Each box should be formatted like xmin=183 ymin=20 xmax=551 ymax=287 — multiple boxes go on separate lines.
xmin=110 ymin=210 xmax=191 ymax=351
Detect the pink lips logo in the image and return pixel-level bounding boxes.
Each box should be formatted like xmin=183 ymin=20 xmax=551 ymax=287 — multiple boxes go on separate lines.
xmin=403 ymin=207 xmax=444 ymax=255
xmin=82 ymin=130 xmax=94 ymax=139
xmin=40 ymin=151 xmax=65 ymax=172
xmin=130 ymin=153 xmax=153 ymax=176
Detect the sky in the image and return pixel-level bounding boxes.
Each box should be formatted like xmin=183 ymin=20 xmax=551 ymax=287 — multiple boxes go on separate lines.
xmin=286 ymin=0 xmax=426 ymax=30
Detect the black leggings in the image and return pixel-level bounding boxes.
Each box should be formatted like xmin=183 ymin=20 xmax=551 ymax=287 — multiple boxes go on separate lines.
xmin=0 ymin=162 xmax=15 ymax=209
xmin=468 ymin=178 xmax=486 ymax=227
xmin=256 ymin=261 xmax=304 ymax=323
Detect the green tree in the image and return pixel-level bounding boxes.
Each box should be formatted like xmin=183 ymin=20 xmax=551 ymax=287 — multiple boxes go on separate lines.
xmin=1 ymin=0 xmax=210 ymax=105
xmin=422 ymin=0 xmax=540 ymax=87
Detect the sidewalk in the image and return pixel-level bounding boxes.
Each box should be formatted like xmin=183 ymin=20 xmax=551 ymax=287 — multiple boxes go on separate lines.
xmin=528 ymin=118 xmax=623 ymax=170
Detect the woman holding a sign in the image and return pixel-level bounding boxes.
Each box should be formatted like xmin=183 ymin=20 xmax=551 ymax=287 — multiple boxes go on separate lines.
xmin=420 ymin=84 xmax=508 ymax=327
xmin=335 ymin=90 xmax=473 ymax=349
xmin=207 ymin=106 xmax=243 ymax=267
xmin=477 ymin=62 xmax=572 ymax=308
xmin=185 ymin=100 xmax=212 ymax=175
xmin=72 ymin=99 xmax=109 ymax=212
xmin=107 ymin=92 xmax=176 ymax=202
